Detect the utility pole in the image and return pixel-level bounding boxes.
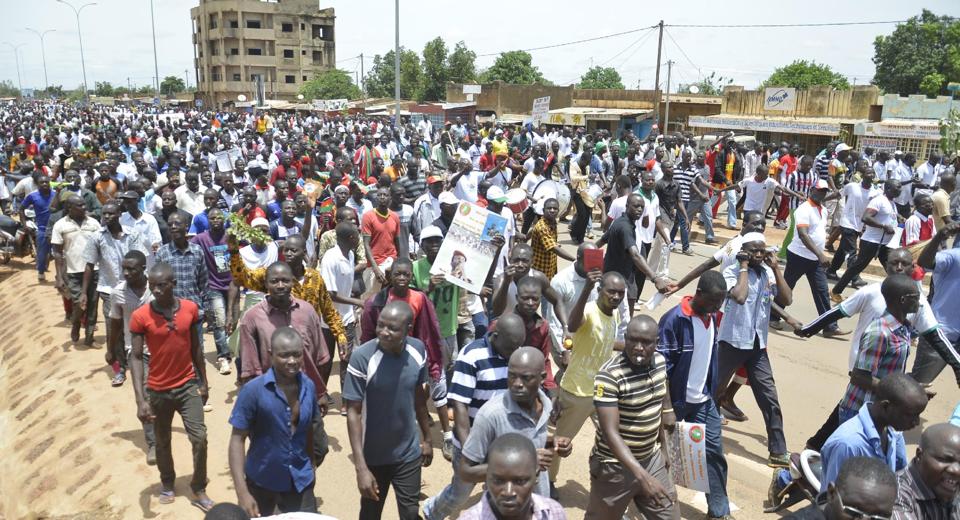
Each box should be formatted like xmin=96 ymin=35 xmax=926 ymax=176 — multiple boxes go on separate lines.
xmin=184 ymin=69 xmax=190 ymax=89
xmin=653 ymin=20 xmax=664 ymax=131
xmin=360 ymin=52 xmax=365 ymax=109
xmin=150 ymin=0 xmax=161 ymax=97
xmin=664 ymin=60 xmax=674 ymax=134
xmin=57 ymin=0 xmax=96 ymax=102
xmin=3 ymin=43 xmax=25 ymax=94
xmin=26 ymin=28 xmax=55 ymax=91
xmin=394 ymin=0 xmax=401 ymax=123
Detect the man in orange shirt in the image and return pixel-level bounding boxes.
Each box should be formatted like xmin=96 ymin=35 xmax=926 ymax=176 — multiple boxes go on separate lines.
xmin=129 ymin=262 xmax=214 ymax=511
xmin=361 ymin=187 xmax=401 ymax=295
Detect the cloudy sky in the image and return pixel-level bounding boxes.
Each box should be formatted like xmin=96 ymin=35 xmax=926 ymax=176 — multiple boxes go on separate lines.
xmin=2 ymin=1 xmax=957 ymax=93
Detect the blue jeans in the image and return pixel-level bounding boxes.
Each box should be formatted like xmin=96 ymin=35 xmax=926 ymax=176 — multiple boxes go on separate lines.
xmin=204 ymin=289 xmax=230 ymax=360
xmin=423 ymin=445 xmax=474 ymax=520
xmin=36 ymin=230 xmax=50 ymax=274
xmin=686 ymin=199 xmax=714 ymax=241
xmin=675 ymin=399 xmax=729 ymax=518
xmin=782 ymin=250 xmax=837 ymax=332
xmin=669 ymin=210 xmax=690 ymax=251
xmin=711 ymin=190 xmax=738 ymax=228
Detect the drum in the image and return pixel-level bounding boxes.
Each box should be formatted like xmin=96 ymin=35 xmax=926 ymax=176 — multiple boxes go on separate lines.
xmin=581 ymin=184 xmax=604 ymax=208
xmin=555 ymin=184 xmax=571 ymax=214
xmin=505 ymin=188 xmax=529 ymax=214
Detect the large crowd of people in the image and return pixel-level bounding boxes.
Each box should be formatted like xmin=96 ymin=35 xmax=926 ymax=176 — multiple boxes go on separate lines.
xmin=3 ymin=99 xmax=960 ymax=520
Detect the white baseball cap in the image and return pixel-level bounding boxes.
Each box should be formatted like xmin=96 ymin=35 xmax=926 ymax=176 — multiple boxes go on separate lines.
xmin=438 ymin=191 xmax=460 ymax=205
xmin=419 ymin=225 xmax=443 ymax=243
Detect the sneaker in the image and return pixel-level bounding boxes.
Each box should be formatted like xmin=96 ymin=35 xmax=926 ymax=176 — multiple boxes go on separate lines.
xmin=830 ymin=292 xmax=844 ymax=304
xmin=825 ymin=271 xmax=840 ymax=281
xmin=146 ymin=446 xmax=157 ymax=465
xmin=823 ymin=328 xmax=851 ymax=339
xmin=768 ymin=452 xmax=791 ymax=468
xmin=851 ymin=278 xmax=868 ymax=288
xmin=704 ymin=238 xmax=719 ymax=245
xmin=767 ymin=469 xmax=784 ymax=508
xmin=681 ymin=249 xmax=694 ymax=256
xmin=217 ymin=358 xmax=232 ymax=375
xmin=442 ymin=437 xmax=454 ymax=462
xmin=769 ymin=320 xmax=784 ymax=330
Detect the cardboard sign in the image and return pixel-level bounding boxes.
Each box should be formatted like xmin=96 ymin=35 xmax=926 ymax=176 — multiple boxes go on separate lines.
xmin=669 ymin=421 xmax=710 ymax=493
xmin=531 ymin=96 xmax=551 ymax=126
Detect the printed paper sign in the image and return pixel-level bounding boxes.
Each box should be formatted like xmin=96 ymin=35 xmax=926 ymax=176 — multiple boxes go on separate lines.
xmin=669 ymin=421 xmax=710 ymax=493
xmin=430 ymin=202 xmax=507 ymax=294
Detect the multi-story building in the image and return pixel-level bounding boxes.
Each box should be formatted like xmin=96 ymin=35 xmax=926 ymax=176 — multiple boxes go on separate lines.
xmin=191 ymin=0 xmax=336 ymax=107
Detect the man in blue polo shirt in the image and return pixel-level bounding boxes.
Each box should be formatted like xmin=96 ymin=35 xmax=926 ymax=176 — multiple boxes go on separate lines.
xmin=228 ymin=326 xmax=319 ymax=517
xmin=818 ymin=372 xmax=926 ymax=493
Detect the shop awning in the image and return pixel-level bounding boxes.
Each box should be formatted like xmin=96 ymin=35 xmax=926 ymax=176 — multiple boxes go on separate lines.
xmin=688 ymin=114 xmax=865 ymax=136
xmin=854 ymin=119 xmax=941 ymax=140
xmin=546 ymin=107 xmax=652 ymax=126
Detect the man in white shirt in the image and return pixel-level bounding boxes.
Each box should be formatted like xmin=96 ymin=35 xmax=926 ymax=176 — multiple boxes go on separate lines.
xmin=915 ymin=152 xmax=943 ymax=197
xmin=174 ymin=170 xmax=207 ymax=217
xmin=827 ymin=163 xmax=880 ymax=281
xmin=319 ymin=221 xmax=366 ymax=401
xmin=831 ymin=179 xmax=902 ymax=300
xmin=777 ymin=179 xmax=844 ymax=337
xmin=894 ymin=153 xmax=917 ymax=218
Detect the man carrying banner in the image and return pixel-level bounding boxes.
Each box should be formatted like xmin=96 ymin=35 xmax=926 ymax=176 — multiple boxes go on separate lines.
xmin=656 ymin=271 xmax=731 ymax=520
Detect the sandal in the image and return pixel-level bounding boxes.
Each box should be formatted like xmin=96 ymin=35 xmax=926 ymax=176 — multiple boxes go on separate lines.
xmin=191 ymin=497 xmax=215 ymax=513
xmin=158 ymin=489 xmax=175 ymax=505
xmin=111 ymin=372 xmax=126 ymax=387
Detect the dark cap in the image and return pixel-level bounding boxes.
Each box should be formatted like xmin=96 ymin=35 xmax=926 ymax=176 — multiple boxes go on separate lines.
xmin=118 ymin=190 xmax=140 ymax=199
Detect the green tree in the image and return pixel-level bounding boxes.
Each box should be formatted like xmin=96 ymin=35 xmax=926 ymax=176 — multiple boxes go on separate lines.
xmin=941 ymin=108 xmax=960 ymax=158
xmin=760 ymin=60 xmax=849 ymax=90
xmin=0 ymin=80 xmax=20 ymax=97
xmin=578 ymin=66 xmax=624 ymax=89
xmin=678 ymin=72 xmax=733 ymax=96
xmin=447 ymin=41 xmax=477 ymax=84
xmin=479 ymin=50 xmax=546 ymax=85
xmin=364 ymin=48 xmax=422 ymax=100
xmin=419 ymin=37 xmax=449 ymax=102
xmin=300 ymin=69 xmax=362 ymax=100
xmin=873 ymin=10 xmax=960 ymax=97
xmin=42 ymin=85 xmax=65 ymax=98
xmin=160 ymin=75 xmax=186 ymax=96
xmin=94 ymin=81 xmax=115 ymax=97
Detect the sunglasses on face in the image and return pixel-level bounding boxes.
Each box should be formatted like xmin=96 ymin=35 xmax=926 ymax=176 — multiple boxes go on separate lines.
xmin=836 ymin=490 xmax=890 ymax=520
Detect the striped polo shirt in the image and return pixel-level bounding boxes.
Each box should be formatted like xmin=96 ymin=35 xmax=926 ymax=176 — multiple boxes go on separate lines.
xmin=673 ymin=164 xmax=697 ymax=202
xmin=448 ymin=337 xmax=509 ymax=421
xmin=593 ymin=351 xmax=667 ymax=462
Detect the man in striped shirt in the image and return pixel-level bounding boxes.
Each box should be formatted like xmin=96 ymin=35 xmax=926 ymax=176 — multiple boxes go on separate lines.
xmin=423 ymin=314 xmax=527 ymax=520
xmin=893 ymin=423 xmax=960 ymax=520
xmin=838 ymin=274 xmax=920 ymax=423
xmin=669 ymin=150 xmax=699 ymax=254
xmin=585 ymin=315 xmax=677 ymax=520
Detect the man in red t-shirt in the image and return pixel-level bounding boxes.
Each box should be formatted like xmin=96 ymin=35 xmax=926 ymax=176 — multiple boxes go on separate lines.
xmin=130 ymin=262 xmax=213 ymax=510
xmin=360 ymin=187 xmax=400 ymax=294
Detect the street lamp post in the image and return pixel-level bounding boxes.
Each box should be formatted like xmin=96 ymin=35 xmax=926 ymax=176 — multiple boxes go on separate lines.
xmin=56 ymin=0 xmax=96 ymax=102
xmin=25 ymin=28 xmax=55 ymax=91
xmin=2 ymin=42 xmax=25 ymax=95
xmin=150 ymin=0 xmax=160 ymax=97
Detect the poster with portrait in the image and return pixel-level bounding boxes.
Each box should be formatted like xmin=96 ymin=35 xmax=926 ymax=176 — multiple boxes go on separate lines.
xmin=430 ymin=202 xmax=507 ymax=294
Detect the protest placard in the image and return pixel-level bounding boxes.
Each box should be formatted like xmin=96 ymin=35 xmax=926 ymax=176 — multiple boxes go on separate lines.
xmin=669 ymin=421 xmax=710 ymax=493
xmin=429 ymin=202 xmax=507 ymax=294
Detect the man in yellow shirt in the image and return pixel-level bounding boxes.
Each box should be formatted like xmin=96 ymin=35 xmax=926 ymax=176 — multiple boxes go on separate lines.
xmin=548 ymin=269 xmax=626 ymax=496
xmin=491 ymin=129 xmax=509 ymax=157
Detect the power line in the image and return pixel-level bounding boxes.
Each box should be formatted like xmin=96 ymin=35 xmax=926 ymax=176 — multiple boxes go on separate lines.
xmin=559 ymin=28 xmax=657 ymax=85
xmin=665 ymin=19 xmax=906 ymax=28
xmin=664 ymin=28 xmax=699 ymax=73
xmin=337 ymin=54 xmax=361 ymax=64
xmin=477 ymin=24 xmax=659 ymax=57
